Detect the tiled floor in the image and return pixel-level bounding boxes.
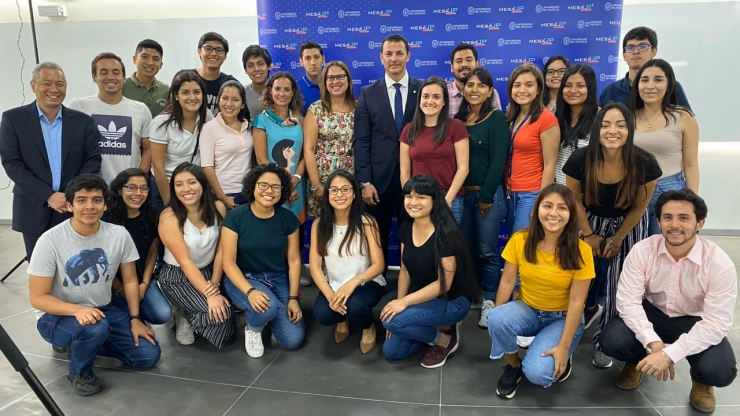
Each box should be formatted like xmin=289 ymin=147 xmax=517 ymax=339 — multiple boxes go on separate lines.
xmin=1 ymin=224 xmax=739 ymax=415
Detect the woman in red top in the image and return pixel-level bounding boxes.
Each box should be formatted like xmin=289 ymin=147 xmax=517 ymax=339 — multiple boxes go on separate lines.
xmin=400 ymin=76 xmax=469 ymax=223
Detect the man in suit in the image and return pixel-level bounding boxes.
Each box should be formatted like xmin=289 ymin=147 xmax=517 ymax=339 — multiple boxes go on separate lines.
xmin=354 ymin=34 xmax=421 ymax=267
xmin=0 ymin=62 xmax=102 ymax=261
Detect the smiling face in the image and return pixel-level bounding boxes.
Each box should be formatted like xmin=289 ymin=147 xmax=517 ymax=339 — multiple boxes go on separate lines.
xmin=245 ymin=55 xmax=268 ymax=84
xmin=537 ymin=192 xmax=570 ymax=235
xmin=404 ymin=191 xmax=433 ymax=219
xmin=463 ymin=74 xmax=493 ymax=107
xmin=545 ymin=59 xmax=567 ymax=91
xmin=327 ymin=176 xmax=354 ymax=212
xmin=325 ymin=65 xmax=349 ymax=99
xmin=198 ymin=41 xmax=227 ymax=70
xmin=31 ymin=68 xmax=66 ymax=112
xmin=93 ymin=58 xmax=125 ymax=96
xmin=451 ymin=49 xmax=478 ymax=83
xmin=380 ymin=41 xmax=410 ymax=80
xmin=176 ymin=81 xmax=204 ymax=115
xmin=511 ymin=72 xmax=539 ymax=107
xmin=173 ymin=171 xmax=203 ymax=207
xmin=253 ymin=172 xmax=282 ymax=209
xmin=119 ymin=175 xmax=149 ymax=212
xmin=133 ymin=47 xmax=162 ymax=79
xmin=638 ymin=66 xmax=668 ymax=105
xmin=270 ymin=77 xmax=294 ymax=109
xmin=659 ymin=200 xmax=704 ymax=249
xmin=420 ymin=84 xmax=445 ymax=119
xmin=563 ymin=73 xmax=588 ymax=107
xmin=68 ymin=189 xmax=106 ymax=226
xmin=599 ymin=108 xmax=629 ymax=150
xmin=218 ymin=86 xmax=244 ymax=120
xmin=300 ymin=48 xmax=324 ymax=78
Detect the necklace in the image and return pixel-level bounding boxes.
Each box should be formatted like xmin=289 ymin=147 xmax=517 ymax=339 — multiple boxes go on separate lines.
xmin=642 ymin=111 xmax=662 ymax=129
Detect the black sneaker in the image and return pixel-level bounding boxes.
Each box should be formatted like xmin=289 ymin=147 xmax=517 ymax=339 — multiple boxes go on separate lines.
xmin=557 ymin=356 xmax=572 ymax=382
xmin=67 ymin=371 xmax=103 ymax=396
xmin=496 ymin=364 xmax=523 ymax=399
xmin=52 ymin=345 xmax=67 ymax=354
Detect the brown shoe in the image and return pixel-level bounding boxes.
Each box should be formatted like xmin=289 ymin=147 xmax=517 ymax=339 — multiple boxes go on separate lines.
xmin=359 ymin=324 xmax=376 ymax=354
xmin=615 ymin=362 xmax=643 ymax=390
xmin=690 ymin=380 xmax=715 ymax=413
xmin=335 ymin=321 xmax=349 ymax=343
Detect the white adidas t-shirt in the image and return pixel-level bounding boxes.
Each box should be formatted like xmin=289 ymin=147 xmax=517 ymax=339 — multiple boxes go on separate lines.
xmin=68 ymin=95 xmax=152 ymax=183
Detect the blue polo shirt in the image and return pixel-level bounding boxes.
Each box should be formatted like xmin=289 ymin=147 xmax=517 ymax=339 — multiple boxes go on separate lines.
xmin=599 ymin=72 xmax=691 ymax=110
xmin=37 ymin=104 xmax=63 ymax=191
xmin=298 ymin=75 xmax=321 ymax=116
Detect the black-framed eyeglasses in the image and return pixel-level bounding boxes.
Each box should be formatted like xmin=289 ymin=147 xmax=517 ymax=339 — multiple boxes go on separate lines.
xmin=202 ymin=45 xmax=226 ymax=55
xmin=123 ymin=185 xmax=150 ymax=193
xmin=328 ymin=186 xmax=353 ymax=195
xmin=623 ymin=43 xmax=652 ymax=53
xmin=257 ymin=182 xmax=282 ymax=192
xmin=546 ymin=68 xmax=567 ymax=76
xmin=326 ymin=74 xmax=347 ymax=82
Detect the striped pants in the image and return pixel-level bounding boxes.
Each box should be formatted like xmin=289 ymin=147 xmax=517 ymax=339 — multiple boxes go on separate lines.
xmin=588 ymin=209 xmax=649 ymax=352
xmin=158 ymin=263 xmax=236 ymax=349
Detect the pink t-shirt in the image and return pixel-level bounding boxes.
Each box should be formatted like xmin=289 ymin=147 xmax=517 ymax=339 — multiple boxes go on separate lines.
xmin=200 ymin=114 xmax=253 ymax=194
xmin=400 ymin=118 xmax=468 ymax=192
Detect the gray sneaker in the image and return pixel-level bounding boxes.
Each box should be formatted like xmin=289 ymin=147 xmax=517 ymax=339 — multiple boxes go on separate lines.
xmin=67 ymin=371 xmax=103 ymax=396
xmin=478 ymin=300 xmax=495 ymax=328
xmin=592 ymin=349 xmax=613 ymax=369
xmin=299 ymin=264 xmax=312 ymax=286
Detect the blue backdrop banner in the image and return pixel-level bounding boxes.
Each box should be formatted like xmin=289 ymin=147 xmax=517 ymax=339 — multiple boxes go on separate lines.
xmin=257 ymin=1 xmax=625 ymax=265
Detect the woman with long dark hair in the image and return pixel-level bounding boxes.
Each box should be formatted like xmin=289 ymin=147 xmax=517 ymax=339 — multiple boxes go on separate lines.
xmin=157 ymin=162 xmax=234 ymax=348
xmin=543 ymin=56 xmax=572 ymax=112
xmin=400 ymin=76 xmax=469 ymax=223
xmin=381 ymin=175 xmax=480 ymax=368
xmin=487 ymin=184 xmax=594 ymax=399
xmin=629 ymin=59 xmax=699 ymax=235
xmin=563 ymin=103 xmax=661 ymax=369
xmin=454 ymin=67 xmax=509 ymax=328
xmin=150 ymin=70 xmax=213 ymax=208
xmin=221 ymin=164 xmax=305 ymax=358
xmin=201 ymin=80 xmax=254 ymax=210
xmin=106 ymin=168 xmax=171 ymax=325
xmin=309 ymin=170 xmax=385 ymax=354
xmin=555 ymin=64 xmax=599 ymax=184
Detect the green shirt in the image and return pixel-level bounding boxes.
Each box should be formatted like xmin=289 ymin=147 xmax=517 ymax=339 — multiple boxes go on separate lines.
xmin=464 ymin=109 xmax=509 ymax=204
xmin=122 ymin=73 xmax=170 ymax=118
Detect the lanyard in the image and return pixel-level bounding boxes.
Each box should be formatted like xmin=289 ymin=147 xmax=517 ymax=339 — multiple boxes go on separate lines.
xmin=504 ymin=114 xmax=530 ymax=197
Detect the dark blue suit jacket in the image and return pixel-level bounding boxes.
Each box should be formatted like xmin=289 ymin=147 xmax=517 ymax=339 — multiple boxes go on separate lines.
xmin=0 ymin=102 xmax=102 ymax=233
xmin=353 ymin=76 xmax=422 ymax=194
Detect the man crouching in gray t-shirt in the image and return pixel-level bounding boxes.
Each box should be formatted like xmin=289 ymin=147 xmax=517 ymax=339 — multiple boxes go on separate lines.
xmin=28 ymin=174 xmax=161 ymax=396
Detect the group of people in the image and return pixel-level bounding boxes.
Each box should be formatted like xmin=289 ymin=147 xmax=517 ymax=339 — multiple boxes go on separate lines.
xmin=0 ymin=26 xmax=735 ymax=414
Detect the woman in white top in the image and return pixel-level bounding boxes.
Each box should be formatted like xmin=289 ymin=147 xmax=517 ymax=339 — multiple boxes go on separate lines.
xmin=201 ymin=80 xmax=254 ymax=210
xmin=157 ymin=162 xmax=234 ymax=348
xmin=309 ymin=170 xmax=386 ymax=354
xmin=150 ymin=71 xmax=213 ymax=208
xmin=629 ymin=59 xmax=699 ymax=235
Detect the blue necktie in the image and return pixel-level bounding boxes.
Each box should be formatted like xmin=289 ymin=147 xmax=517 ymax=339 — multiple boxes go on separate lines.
xmin=393 ymin=82 xmax=403 ymax=135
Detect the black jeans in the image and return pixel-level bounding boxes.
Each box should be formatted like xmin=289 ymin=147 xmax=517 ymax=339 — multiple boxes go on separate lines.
xmin=313 ymin=281 xmax=385 ymax=330
xmin=601 ymin=299 xmax=737 ymax=387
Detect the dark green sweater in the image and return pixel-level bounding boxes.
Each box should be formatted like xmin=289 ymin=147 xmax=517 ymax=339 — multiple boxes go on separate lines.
xmin=463 ymin=110 xmax=509 ymax=204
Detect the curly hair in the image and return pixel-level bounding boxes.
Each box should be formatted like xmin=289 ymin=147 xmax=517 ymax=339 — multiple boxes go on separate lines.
xmin=108 ymin=168 xmax=158 ymax=239
xmin=259 ymin=72 xmax=303 ymax=116
xmin=241 ymin=163 xmax=293 ymax=206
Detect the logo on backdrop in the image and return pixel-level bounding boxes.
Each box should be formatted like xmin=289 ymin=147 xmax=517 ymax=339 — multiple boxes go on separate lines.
xmin=467 ymin=7 xmax=492 ymax=15
xmin=432 ymin=40 xmax=456 ymax=48
xmin=535 ymin=4 xmax=560 ymax=13
xmin=605 ymin=2 xmax=623 ymax=11
xmin=403 ymin=8 xmax=426 ymax=17
xmin=338 ymin=10 xmax=361 ymax=18
xmin=433 ymin=8 xmax=457 ymax=15
xmin=380 ymin=25 xmax=404 ymax=33
xmin=509 ymin=22 xmax=534 ymax=30
xmin=568 ymin=4 xmax=595 ymax=12
xmin=499 ymin=6 xmax=525 ymax=14
xmin=95 ymin=115 xmax=132 ymax=155
xmin=368 ymin=10 xmax=392 ymax=17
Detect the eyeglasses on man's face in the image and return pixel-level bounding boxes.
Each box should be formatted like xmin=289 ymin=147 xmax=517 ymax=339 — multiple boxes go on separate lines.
xmin=202 ymin=45 xmax=226 ymax=55
xmin=623 ymin=43 xmax=652 ymax=53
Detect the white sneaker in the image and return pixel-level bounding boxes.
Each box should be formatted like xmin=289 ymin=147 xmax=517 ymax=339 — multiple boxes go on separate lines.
xmin=245 ymin=328 xmax=264 ymax=358
xmin=299 ymin=264 xmax=312 ymax=287
xmin=175 ymin=310 xmax=195 ymax=345
xmin=517 ymin=336 xmax=534 ymax=349
xmin=478 ymin=300 xmax=495 ymax=328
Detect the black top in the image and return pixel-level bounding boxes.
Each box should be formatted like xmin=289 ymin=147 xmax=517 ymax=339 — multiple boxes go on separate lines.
xmin=399 ymin=221 xmax=464 ymax=300
xmin=102 ymin=214 xmax=157 ymax=283
xmin=562 ymin=146 xmax=662 ymax=218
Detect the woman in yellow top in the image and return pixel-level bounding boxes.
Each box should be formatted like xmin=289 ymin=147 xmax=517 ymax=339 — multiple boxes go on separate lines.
xmin=486 ymin=183 xmax=595 ymax=399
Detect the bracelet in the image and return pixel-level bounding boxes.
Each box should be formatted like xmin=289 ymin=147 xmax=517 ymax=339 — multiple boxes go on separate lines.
xmin=310 ymin=184 xmax=320 ymax=191
xmin=245 ymin=288 xmax=255 ymax=298
xmin=288 ymin=295 xmax=301 ymax=301
xmin=142 ymin=281 xmax=149 ymax=286
xmin=582 ymin=232 xmax=595 ymax=238
xmin=293 ymin=174 xmax=301 ymax=180
xmin=130 ymin=315 xmax=141 ymax=321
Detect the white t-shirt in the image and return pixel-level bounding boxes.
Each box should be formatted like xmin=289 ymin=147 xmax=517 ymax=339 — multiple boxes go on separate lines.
xmin=149 ymin=112 xmax=213 ymax=181
xmin=68 ymin=95 xmax=152 ymax=183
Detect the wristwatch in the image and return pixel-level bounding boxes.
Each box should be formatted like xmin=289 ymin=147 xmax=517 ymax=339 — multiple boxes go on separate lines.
xmin=361 ymin=182 xmax=371 ymax=189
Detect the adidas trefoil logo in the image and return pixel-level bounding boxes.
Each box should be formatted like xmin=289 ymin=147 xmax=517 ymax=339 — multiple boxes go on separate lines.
xmin=98 ymin=121 xmax=127 ymax=141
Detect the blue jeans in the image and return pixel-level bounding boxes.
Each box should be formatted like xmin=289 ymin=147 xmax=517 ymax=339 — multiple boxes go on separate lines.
xmin=487 ymin=300 xmax=584 ymax=387
xmin=149 ymin=172 xmax=165 ymax=212
xmin=585 ymin=257 xmax=608 ymax=308
xmin=313 ymin=281 xmax=385 ymax=329
xmin=461 ymin=186 xmax=504 ymax=300
xmin=449 ymin=194 xmax=463 ymax=224
xmin=37 ymin=302 xmax=161 ymax=375
xmin=223 ymin=271 xmax=305 ymax=349
xmin=648 ymin=172 xmax=686 ymax=236
xmin=382 ymin=296 xmax=471 ymax=361
xmin=225 ymin=192 xmax=246 ymax=206
xmin=113 ymin=282 xmax=172 ymax=325
xmin=504 ymin=190 xmax=539 ymax=234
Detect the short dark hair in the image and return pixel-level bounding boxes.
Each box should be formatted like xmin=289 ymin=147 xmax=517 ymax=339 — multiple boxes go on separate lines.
xmin=299 ymin=41 xmax=323 ymax=58
xmin=91 ymin=52 xmax=125 ymax=77
xmin=241 ymin=164 xmax=293 ymax=206
xmin=198 ymin=32 xmax=229 ymax=54
xmin=623 ymin=26 xmax=658 ymax=49
xmin=242 ymin=44 xmax=272 ymax=69
xmin=135 ymin=39 xmax=163 ymax=58
xmin=65 ymin=174 xmax=109 ymax=203
xmin=450 ymin=43 xmax=477 ymax=63
xmin=655 ymin=189 xmax=708 ymax=222
xmin=381 ymin=34 xmax=409 ymax=53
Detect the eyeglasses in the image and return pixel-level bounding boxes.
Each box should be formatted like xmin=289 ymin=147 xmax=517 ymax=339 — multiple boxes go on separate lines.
xmin=623 ymin=43 xmax=652 ymax=53
xmin=328 ymin=186 xmax=353 ymax=195
xmin=123 ymin=185 xmax=150 ymax=193
xmin=326 ymin=74 xmax=347 ymax=82
xmin=201 ymin=45 xmax=226 ymax=55
xmin=546 ymin=69 xmax=567 ymax=76
xmin=257 ymin=182 xmax=282 ymax=192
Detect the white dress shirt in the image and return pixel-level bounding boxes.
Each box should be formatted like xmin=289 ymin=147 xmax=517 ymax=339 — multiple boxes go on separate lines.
xmin=385 ymin=72 xmax=410 ymax=120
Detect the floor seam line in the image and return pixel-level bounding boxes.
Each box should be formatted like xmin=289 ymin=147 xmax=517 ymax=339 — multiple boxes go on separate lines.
xmin=220 ymin=349 xmax=284 ymax=415
xmin=248 ymin=387 xmax=439 ymax=406
xmin=0 ymin=308 xmax=33 ymax=322
xmin=0 ymin=372 xmax=67 ymax=412
xmin=439 ymin=367 xmax=443 ymax=416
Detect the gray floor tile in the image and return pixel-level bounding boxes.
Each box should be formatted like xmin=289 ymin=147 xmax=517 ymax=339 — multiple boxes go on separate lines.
xmin=442 ymin=406 xmax=660 ymax=416
xmin=225 ymin=387 xmax=439 ymax=416
xmin=0 ymin=354 xmax=68 ymax=408
xmin=656 ymin=405 xmax=740 ymax=416
xmin=0 ymin=365 xmax=246 ymax=416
